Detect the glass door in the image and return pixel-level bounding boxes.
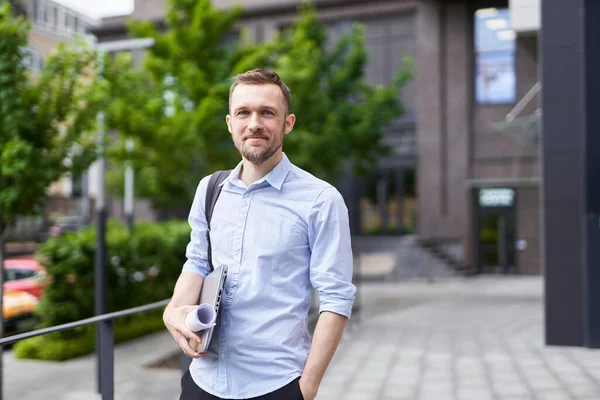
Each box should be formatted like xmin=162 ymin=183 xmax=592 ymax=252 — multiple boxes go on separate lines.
xmin=476 ymin=185 xmax=517 ymax=275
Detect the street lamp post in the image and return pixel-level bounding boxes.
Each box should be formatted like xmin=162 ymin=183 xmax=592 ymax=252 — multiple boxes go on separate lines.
xmin=96 ymin=38 xmax=153 ymax=233
xmin=93 ymin=38 xmax=154 ymax=399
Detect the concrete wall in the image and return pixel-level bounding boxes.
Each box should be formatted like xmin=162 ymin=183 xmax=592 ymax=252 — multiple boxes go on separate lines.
xmin=416 ymin=0 xmax=471 ymax=241
xmin=516 ymin=186 xmax=540 ymax=274
xmin=510 ymin=0 xmax=540 ymax=33
xmin=133 ymin=0 xmax=167 ymax=20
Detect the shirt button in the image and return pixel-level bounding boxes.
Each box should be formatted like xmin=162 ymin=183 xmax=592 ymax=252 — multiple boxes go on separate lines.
xmin=223 ymin=321 xmax=228 ymax=326
xmin=220 ymin=354 xmax=225 ymax=359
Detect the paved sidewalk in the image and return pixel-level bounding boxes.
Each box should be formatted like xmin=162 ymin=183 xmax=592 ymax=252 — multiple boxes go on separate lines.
xmin=6 ymin=276 xmax=600 ymax=399
xmin=318 ymin=277 xmax=600 ymax=400
xmin=4 ymin=330 xmax=182 ymax=399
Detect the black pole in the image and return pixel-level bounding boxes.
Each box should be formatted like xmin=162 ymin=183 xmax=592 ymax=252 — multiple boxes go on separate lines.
xmin=95 ymin=205 xmax=107 ymax=393
xmin=0 ymin=216 xmax=5 ymax=400
xmin=396 ymin=167 xmax=405 ymax=234
xmin=0 ymin=119 xmax=4 ymax=400
xmin=95 ymin=108 xmax=114 ymax=399
xmin=125 ymin=214 xmax=134 ymax=232
xmin=124 ymin=139 xmax=134 ymax=232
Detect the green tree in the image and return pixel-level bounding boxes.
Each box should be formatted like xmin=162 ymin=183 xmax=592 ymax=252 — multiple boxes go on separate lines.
xmin=0 ymin=1 xmax=104 ymax=352
xmin=108 ymin=0 xmax=411 ymax=214
xmin=260 ymin=4 xmax=413 ymax=181
xmin=105 ymin=0 xmax=247 ymax=214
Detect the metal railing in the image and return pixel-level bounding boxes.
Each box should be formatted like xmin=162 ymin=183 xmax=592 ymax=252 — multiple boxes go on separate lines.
xmin=492 ymin=82 xmax=542 ymax=147
xmin=0 ymin=298 xmax=171 ymax=400
xmin=0 ymin=298 xmax=323 ymax=400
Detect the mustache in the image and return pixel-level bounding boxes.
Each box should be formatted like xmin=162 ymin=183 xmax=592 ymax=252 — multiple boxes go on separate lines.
xmin=243 ymin=132 xmax=268 ymax=140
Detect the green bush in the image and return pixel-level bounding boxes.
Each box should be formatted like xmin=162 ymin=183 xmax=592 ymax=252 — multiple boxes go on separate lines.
xmin=14 ymin=220 xmax=190 ymax=360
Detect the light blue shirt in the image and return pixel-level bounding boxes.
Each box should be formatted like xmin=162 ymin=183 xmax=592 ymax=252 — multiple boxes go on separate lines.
xmin=182 ymin=153 xmax=356 ymax=399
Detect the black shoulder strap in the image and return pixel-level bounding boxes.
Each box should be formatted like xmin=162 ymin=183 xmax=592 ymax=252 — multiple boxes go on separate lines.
xmin=205 ymin=170 xmax=231 ymax=271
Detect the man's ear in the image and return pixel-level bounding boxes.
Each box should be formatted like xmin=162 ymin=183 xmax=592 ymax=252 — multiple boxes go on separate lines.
xmin=226 ymin=115 xmax=232 ymax=134
xmin=284 ymin=114 xmax=296 ymax=135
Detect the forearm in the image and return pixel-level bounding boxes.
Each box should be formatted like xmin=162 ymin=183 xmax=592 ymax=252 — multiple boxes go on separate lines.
xmin=302 ymin=311 xmax=348 ymax=389
xmin=167 ymin=271 xmax=204 ymax=308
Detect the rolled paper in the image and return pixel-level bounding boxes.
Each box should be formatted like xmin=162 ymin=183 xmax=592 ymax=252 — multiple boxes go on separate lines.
xmin=185 ymin=304 xmax=217 ymax=332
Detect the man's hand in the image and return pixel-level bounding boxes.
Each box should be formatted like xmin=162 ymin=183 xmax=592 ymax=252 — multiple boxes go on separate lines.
xmin=299 ymin=376 xmax=318 ymax=400
xmin=163 ymin=304 xmax=206 ymax=358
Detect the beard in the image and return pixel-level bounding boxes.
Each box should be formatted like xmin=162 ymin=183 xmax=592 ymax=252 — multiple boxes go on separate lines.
xmin=235 ymin=128 xmax=284 ymax=165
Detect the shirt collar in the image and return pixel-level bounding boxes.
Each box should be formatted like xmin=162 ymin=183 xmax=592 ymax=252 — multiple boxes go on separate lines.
xmin=221 ymin=153 xmax=291 ymax=191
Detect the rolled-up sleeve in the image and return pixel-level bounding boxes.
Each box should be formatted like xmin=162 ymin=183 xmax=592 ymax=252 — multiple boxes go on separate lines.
xmin=181 ymin=175 xmax=212 ymax=278
xmin=308 ymin=187 xmax=357 ymax=319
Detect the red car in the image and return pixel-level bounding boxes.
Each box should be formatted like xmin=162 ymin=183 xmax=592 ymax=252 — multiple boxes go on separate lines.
xmin=3 ymin=257 xmax=47 ymax=299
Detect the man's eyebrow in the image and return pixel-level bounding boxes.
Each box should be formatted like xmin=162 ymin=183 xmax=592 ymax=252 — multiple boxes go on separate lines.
xmin=233 ymin=105 xmax=278 ymax=112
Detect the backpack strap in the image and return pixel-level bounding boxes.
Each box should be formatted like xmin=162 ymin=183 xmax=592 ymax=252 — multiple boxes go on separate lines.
xmin=205 ymin=170 xmax=231 ymax=272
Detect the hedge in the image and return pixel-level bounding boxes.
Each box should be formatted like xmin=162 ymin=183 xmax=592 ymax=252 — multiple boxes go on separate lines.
xmin=13 ymin=220 xmax=190 ymax=361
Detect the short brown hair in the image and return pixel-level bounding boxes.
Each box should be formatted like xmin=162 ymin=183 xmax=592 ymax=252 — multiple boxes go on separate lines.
xmin=229 ymin=68 xmax=291 ymax=113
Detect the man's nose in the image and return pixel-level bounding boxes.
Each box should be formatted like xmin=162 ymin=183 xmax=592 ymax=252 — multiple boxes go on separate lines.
xmin=248 ymin=112 xmax=263 ymax=130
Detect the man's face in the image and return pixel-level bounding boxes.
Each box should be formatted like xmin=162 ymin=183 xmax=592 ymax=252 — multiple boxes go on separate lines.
xmin=226 ymin=83 xmax=296 ymax=165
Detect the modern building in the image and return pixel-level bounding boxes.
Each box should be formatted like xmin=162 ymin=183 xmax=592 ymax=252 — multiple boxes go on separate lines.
xmin=418 ymin=0 xmax=541 ymax=275
xmin=90 ymin=0 xmax=543 ymax=275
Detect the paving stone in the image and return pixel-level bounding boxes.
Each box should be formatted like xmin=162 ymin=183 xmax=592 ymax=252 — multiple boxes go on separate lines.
xmin=568 ymin=385 xmax=600 ymax=397
xmin=342 ymin=391 xmax=379 ymax=400
xmin=382 ymin=384 xmax=416 ymax=397
xmin=456 ymin=388 xmax=495 ymax=400
xmin=535 ymin=392 xmax=575 ymax=400
xmin=526 ymin=378 xmax=562 ymax=390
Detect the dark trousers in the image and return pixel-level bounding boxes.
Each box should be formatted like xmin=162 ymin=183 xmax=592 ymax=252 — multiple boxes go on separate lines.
xmin=180 ymin=370 xmax=304 ymax=400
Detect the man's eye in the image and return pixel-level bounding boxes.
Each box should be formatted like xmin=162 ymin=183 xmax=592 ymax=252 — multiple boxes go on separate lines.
xmin=238 ymin=111 xmax=249 ymax=115
xmin=264 ymin=110 xmax=274 ymax=115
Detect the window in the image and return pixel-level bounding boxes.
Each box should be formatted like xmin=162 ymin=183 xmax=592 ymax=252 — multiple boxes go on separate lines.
xmin=71 ymin=172 xmax=83 ymax=198
xmin=66 ymin=12 xmax=76 ymax=31
xmin=36 ymin=0 xmax=45 ymax=23
xmin=475 ymin=8 xmax=516 ymax=104
xmin=42 ymin=1 xmax=48 ymax=23
xmin=31 ymin=0 xmax=38 ymax=20
xmin=325 ymin=15 xmax=417 ymax=120
xmin=5 ymin=270 xmax=17 ymax=282
xmin=4 ymin=268 xmax=36 ymax=281
xmin=15 ymin=269 xmax=37 ymax=280
xmin=22 ymin=48 xmax=45 ymax=73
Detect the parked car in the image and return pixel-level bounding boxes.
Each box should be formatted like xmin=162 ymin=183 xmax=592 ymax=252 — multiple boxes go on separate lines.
xmin=3 ymin=290 xmax=39 ymax=334
xmin=4 ymin=257 xmax=47 ymax=299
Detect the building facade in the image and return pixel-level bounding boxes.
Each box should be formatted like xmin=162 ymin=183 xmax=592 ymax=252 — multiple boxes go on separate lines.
xmin=91 ymin=0 xmax=542 ymax=274
xmin=417 ymin=0 xmax=541 ymax=275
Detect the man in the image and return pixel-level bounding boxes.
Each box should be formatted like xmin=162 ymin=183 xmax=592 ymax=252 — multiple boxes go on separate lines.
xmin=163 ymin=68 xmax=356 ymax=400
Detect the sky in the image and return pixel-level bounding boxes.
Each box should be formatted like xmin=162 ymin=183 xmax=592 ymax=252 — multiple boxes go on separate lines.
xmin=53 ymin=0 xmax=134 ymax=19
